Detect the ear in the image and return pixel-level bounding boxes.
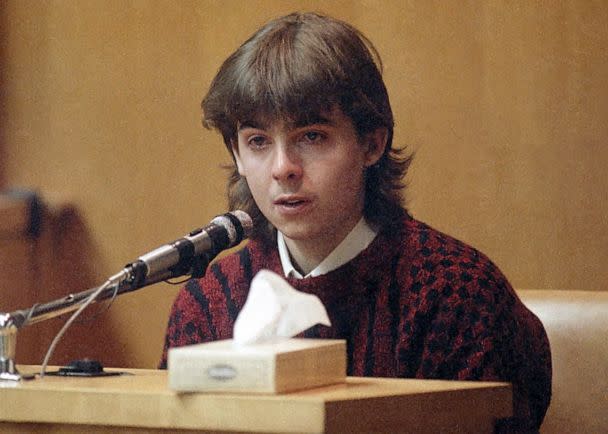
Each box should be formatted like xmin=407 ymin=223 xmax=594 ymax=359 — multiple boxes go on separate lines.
xmin=231 ymin=140 xmax=246 ymax=176
xmin=363 ymin=127 xmax=389 ymax=167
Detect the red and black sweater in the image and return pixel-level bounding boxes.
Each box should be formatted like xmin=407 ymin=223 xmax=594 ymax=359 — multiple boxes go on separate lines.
xmin=161 ymin=214 xmax=551 ymax=431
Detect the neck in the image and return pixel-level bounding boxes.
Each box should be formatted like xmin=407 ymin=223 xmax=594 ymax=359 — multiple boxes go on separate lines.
xmin=282 ymin=214 xmax=362 ymax=276
xmin=283 ymin=241 xmax=326 ymax=276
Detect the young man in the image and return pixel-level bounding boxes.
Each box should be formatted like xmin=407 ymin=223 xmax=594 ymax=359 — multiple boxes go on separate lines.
xmin=161 ymin=12 xmax=551 ymax=432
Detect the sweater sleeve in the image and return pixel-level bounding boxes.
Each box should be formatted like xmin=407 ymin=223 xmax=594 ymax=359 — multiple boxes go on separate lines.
xmin=413 ymin=261 xmax=551 ymax=432
xmin=158 ymin=246 xmax=255 ymax=368
xmin=158 ymin=278 xmax=214 ymax=369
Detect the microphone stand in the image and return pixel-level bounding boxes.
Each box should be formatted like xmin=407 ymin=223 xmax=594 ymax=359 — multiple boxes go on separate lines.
xmin=0 ymin=210 xmax=251 ymax=381
xmin=0 ymin=263 xmax=175 ymax=381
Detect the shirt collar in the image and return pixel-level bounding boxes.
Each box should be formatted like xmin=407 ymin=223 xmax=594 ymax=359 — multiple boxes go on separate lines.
xmin=277 ymin=217 xmax=378 ymax=279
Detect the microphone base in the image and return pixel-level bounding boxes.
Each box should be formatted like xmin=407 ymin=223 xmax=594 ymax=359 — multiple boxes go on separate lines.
xmin=0 ymin=314 xmax=22 ymax=382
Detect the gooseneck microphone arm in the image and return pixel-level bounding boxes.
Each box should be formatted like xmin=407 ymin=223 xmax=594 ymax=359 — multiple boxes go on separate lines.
xmin=0 ymin=211 xmax=253 ymax=381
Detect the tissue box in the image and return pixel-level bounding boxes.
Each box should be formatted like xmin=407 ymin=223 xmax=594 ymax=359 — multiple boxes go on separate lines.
xmin=168 ymin=338 xmax=346 ymax=394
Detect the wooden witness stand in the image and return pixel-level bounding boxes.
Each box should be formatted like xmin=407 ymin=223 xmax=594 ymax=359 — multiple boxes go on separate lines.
xmin=0 ymin=366 xmax=511 ymax=433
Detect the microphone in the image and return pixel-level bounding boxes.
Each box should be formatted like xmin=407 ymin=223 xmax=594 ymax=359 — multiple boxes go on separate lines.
xmin=125 ymin=210 xmax=253 ymax=288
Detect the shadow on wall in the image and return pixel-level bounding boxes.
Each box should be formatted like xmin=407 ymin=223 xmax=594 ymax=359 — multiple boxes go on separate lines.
xmin=8 ymin=203 xmax=131 ymax=368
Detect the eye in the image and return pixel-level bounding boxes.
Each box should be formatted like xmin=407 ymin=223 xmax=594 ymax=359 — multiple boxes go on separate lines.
xmin=247 ymin=135 xmax=269 ymax=149
xmin=302 ymin=131 xmax=325 ymax=143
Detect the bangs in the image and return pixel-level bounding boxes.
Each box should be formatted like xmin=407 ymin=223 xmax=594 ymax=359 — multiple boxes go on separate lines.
xmin=226 ymin=27 xmax=347 ymax=129
xmin=202 ymin=12 xmax=385 ymax=143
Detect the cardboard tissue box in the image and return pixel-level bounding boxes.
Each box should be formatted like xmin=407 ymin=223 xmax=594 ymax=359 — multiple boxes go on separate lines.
xmin=168 ymin=338 xmax=346 ymax=394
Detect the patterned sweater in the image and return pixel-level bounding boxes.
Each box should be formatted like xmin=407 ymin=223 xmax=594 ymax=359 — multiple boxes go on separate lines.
xmin=161 ymin=214 xmax=551 ymax=431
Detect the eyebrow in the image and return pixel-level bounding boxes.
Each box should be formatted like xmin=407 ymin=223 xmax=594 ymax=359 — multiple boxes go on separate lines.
xmin=237 ymin=120 xmax=267 ymax=131
xmin=237 ymin=113 xmax=334 ymax=132
xmin=293 ymin=113 xmax=333 ymax=128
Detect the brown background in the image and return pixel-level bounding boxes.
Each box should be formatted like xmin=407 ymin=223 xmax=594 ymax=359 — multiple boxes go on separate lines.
xmin=1 ymin=1 xmax=606 ymax=368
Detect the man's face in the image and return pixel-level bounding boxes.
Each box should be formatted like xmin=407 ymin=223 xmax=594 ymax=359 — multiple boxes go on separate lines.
xmin=233 ymin=107 xmax=385 ymax=256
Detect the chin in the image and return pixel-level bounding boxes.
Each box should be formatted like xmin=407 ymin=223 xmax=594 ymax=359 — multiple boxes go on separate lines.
xmin=274 ymin=222 xmax=319 ymax=241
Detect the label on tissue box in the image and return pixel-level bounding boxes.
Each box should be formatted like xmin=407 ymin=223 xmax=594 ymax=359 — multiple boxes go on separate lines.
xmin=168 ymin=338 xmax=346 ymax=394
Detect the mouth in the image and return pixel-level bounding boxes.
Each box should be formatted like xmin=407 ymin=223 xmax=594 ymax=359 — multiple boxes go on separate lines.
xmin=274 ymin=196 xmax=311 ymax=209
xmin=278 ymin=199 xmax=306 ymax=207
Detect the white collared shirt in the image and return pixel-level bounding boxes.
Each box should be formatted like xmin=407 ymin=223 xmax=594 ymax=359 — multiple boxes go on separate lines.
xmin=277 ymin=217 xmax=379 ymax=279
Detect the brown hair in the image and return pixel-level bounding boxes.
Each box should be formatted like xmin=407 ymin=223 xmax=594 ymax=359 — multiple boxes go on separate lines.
xmin=202 ymin=12 xmax=411 ymax=241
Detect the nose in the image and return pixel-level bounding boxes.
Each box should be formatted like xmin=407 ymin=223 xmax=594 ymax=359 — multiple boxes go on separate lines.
xmin=271 ymin=144 xmax=302 ymax=182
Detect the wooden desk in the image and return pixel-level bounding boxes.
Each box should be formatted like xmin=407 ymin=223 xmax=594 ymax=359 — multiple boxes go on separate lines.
xmin=0 ymin=367 xmax=511 ymax=433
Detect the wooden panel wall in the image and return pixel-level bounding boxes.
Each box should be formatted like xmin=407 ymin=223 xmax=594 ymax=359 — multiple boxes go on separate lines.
xmin=0 ymin=0 xmax=606 ymax=368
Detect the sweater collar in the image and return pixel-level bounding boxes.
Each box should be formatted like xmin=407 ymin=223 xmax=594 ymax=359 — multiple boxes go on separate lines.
xmin=277 ymin=217 xmax=378 ymax=279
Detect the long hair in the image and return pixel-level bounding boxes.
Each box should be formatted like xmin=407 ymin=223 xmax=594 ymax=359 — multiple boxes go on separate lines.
xmin=202 ymin=12 xmax=411 ymax=241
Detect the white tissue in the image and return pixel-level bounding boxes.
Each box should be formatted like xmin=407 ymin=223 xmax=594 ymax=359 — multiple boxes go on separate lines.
xmin=232 ymin=270 xmax=331 ymax=346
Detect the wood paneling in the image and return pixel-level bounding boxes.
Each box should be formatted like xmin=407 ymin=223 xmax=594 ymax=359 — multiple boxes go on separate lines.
xmin=1 ymin=0 xmax=606 ymax=368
